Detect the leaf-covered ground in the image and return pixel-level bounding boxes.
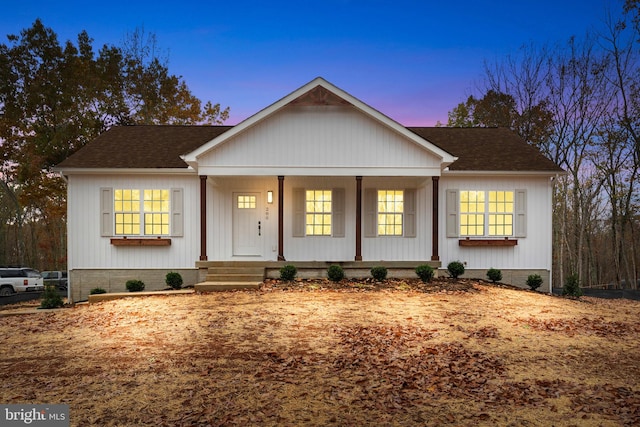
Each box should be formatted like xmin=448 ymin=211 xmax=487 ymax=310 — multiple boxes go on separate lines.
xmin=0 ymin=279 xmax=638 ymax=426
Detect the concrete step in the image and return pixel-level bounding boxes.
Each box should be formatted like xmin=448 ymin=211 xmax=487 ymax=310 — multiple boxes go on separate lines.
xmin=205 ymin=273 xmax=265 ymax=282
xmin=208 ymin=267 xmax=265 ymax=275
xmin=195 ymin=282 xmax=262 ymax=292
xmin=205 ymin=266 xmax=265 ymax=284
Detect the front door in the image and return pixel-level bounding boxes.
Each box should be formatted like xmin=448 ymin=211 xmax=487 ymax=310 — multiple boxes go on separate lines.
xmin=233 ymin=193 xmax=262 ymax=256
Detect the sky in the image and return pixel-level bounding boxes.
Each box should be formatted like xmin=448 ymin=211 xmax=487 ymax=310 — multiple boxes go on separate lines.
xmin=0 ymin=0 xmax=627 ymax=126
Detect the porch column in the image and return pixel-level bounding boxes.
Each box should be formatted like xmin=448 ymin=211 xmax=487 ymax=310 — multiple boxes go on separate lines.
xmin=199 ymin=175 xmax=208 ymax=261
xmin=355 ymin=176 xmax=363 ymax=261
xmin=278 ymin=176 xmax=286 ymax=261
xmin=431 ymin=176 xmax=440 ymax=261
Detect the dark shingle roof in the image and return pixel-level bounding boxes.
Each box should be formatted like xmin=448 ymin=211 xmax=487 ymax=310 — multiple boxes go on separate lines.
xmin=57 ymin=124 xmax=563 ymax=173
xmin=56 ymin=125 xmax=232 ymax=169
xmin=409 ymin=127 xmax=563 ymax=172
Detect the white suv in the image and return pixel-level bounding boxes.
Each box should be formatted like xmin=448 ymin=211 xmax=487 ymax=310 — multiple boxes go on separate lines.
xmin=0 ymin=268 xmax=45 ymax=296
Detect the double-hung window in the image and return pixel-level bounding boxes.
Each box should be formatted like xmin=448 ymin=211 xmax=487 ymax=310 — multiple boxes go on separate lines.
xmin=114 ymin=189 xmax=170 ymax=236
xmin=305 ymin=190 xmax=332 ymax=236
xmin=377 ymin=190 xmax=404 ymax=236
xmin=449 ymin=189 xmax=523 ymax=238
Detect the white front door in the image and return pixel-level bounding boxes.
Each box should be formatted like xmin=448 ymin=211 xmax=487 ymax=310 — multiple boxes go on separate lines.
xmin=233 ymin=193 xmax=262 ymax=256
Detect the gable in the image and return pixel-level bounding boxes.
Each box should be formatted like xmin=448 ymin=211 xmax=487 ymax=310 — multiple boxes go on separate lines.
xmin=183 ymin=77 xmax=456 ymax=174
xmin=196 ymin=104 xmax=445 ymax=176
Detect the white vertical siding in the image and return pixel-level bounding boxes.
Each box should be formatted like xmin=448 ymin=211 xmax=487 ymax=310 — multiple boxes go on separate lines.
xmin=199 ymin=105 xmax=441 ymax=170
xmin=439 ymin=175 xmax=553 ymax=270
xmin=67 ymin=174 xmax=200 ymax=269
xmin=208 ymin=177 xmax=280 ymax=261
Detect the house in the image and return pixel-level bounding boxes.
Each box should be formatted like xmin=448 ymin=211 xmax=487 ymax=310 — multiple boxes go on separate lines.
xmin=56 ymin=77 xmax=563 ymax=301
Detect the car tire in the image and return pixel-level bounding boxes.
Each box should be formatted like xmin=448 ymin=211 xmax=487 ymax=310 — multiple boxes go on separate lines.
xmin=0 ymin=286 xmax=14 ymax=297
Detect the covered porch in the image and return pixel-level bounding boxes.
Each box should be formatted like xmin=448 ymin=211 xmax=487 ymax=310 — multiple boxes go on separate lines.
xmin=196 ymin=175 xmax=443 ymax=264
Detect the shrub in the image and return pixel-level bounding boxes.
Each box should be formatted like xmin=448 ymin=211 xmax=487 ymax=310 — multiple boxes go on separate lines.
xmin=279 ymin=264 xmax=297 ymax=281
xmin=562 ymin=274 xmax=582 ymax=297
xmin=126 ymin=279 xmax=145 ymax=292
xmin=447 ymin=261 xmax=465 ymax=279
xmin=90 ymin=287 xmax=107 ymax=295
xmin=165 ymin=272 xmax=183 ymax=290
xmin=327 ymin=265 xmax=345 ymax=283
xmin=486 ymin=268 xmax=502 ymax=283
xmin=40 ymin=283 xmax=64 ymax=309
xmin=526 ymin=274 xmax=543 ymax=291
xmin=415 ymin=264 xmax=434 ymax=283
xmin=370 ymin=266 xmax=388 ymax=281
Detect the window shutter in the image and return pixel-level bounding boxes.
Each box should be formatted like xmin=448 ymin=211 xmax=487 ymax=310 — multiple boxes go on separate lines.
xmin=514 ymin=189 xmax=527 ymax=237
xmin=332 ymin=188 xmax=345 ymax=238
xmin=100 ymin=187 xmax=113 ymax=237
xmin=292 ymin=188 xmax=305 ymax=237
xmin=364 ymin=189 xmax=377 ymax=237
xmin=446 ymin=189 xmax=459 ymax=238
xmin=404 ymin=188 xmax=416 ymax=238
xmin=170 ymin=188 xmax=184 ymax=237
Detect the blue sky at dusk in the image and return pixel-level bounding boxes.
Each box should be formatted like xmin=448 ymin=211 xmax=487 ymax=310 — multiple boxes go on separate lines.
xmin=1 ymin=0 xmax=625 ymax=125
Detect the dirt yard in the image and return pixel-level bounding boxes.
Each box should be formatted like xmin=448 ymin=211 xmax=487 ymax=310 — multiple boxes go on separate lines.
xmin=0 ymin=279 xmax=638 ymax=426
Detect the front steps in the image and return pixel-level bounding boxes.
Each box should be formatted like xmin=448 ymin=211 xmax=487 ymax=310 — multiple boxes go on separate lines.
xmin=194 ymin=266 xmax=265 ymax=292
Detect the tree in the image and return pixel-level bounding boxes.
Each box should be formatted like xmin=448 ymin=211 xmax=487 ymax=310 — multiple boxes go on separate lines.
xmin=0 ymin=20 xmax=230 ymax=269
xmin=447 ymin=89 xmax=553 ymax=150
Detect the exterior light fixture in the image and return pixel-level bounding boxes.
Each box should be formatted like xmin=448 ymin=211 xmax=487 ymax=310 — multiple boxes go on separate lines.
xmin=267 ymin=191 xmax=273 ymax=204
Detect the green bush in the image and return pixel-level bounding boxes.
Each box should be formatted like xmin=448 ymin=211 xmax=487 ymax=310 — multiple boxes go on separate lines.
xmin=562 ymin=274 xmax=582 ymax=297
xmin=526 ymin=274 xmax=543 ymax=291
xmin=370 ymin=266 xmax=388 ymax=281
xmin=126 ymin=279 xmax=145 ymax=292
xmin=447 ymin=261 xmax=465 ymax=279
xmin=90 ymin=287 xmax=107 ymax=295
xmin=415 ymin=264 xmax=434 ymax=283
xmin=486 ymin=268 xmax=502 ymax=283
xmin=40 ymin=283 xmax=64 ymax=309
xmin=327 ymin=265 xmax=345 ymax=283
xmin=165 ymin=272 xmax=183 ymax=290
xmin=279 ymin=264 xmax=297 ymax=281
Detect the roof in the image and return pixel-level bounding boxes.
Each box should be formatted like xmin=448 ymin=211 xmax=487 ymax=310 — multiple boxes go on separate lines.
xmin=56 ymin=124 xmax=563 ymax=174
xmin=55 ymin=125 xmax=231 ymax=169
xmin=409 ymin=127 xmax=563 ymax=172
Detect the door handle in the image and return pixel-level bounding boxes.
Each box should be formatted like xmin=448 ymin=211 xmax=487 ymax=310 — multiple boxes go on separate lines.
xmin=258 ymin=221 xmax=261 ymax=236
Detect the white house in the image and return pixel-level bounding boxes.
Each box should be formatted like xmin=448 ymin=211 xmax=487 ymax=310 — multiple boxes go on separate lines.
xmin=56 ymin=78 xmax=563 ymax=301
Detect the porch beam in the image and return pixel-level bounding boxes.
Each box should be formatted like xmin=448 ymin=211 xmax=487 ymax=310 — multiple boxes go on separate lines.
xmin=278 ymin=176 xmax=286 ymax=261
xmin=431 ymin=176 xmax=440 ymax=261
xmin=355 ymin=176 xmax=363 ymax=261
xmin=199 ymin=175 xmax=208 ymax=261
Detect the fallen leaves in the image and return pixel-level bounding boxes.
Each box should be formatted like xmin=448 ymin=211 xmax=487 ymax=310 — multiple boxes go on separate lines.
xmin=0 ymin=284 xmax=638 ymax=426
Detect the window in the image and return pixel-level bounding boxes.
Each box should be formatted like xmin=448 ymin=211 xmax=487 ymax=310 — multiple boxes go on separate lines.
xmin=114 ymin=189 xmax=140 ymax=235
xmin=114 ymin=189 xmax=170 ymax=236
xmin=460 ymin=191 xmax=484 ymax=236
xmin=488 ymin=191 xmax=514 ymax=236
xmin=377 ymin=190 xmax=404 ymax=236
xmin=237 ymin=195 xmax=256 ymax=209
xmin=143 ymin=189 xmax=170 ymax=235
xmin=459 ymin=190 xmax=514 ymax=237
xmin=305 ymin=190 xmax=332 ymax=236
